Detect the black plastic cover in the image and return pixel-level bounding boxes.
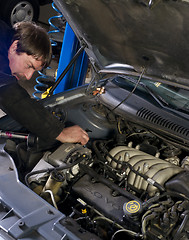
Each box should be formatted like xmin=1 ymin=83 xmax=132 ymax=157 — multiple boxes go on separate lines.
xmin=165 ymin=171 xmax=189 ymax=198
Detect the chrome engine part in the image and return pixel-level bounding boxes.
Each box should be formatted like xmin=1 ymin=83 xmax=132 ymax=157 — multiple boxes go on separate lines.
xmin=107 ymin=145 xmax=183 ymax=196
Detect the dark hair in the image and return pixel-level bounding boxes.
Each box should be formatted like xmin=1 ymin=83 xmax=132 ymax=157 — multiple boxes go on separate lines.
xmin=12 ymin=21 xmax=52 ymax=68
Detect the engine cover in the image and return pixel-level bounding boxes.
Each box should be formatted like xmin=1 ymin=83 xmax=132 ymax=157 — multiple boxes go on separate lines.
xmin=72 ymin=174 xmax=129 ymax=225
xmin=165 ymin=171 xmax=189 ymax=198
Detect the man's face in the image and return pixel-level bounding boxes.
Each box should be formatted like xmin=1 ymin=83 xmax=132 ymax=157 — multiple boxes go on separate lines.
xmin=8 ymin=40 xmax=43 ymax=80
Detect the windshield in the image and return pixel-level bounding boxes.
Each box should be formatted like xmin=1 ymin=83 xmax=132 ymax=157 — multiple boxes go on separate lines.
xmin=113 ymin=75 xmax=189 ymax=114
xmin=141 ymin=79 xmax=189 ymax=112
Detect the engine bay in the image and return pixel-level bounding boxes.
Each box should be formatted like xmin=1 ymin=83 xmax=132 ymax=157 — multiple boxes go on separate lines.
xmin=3 ymin=98 xmax=189 ymax=240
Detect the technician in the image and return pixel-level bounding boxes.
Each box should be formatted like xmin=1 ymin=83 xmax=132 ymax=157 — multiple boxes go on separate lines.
xmin=0 ymin=20 xmax=89 ymax=145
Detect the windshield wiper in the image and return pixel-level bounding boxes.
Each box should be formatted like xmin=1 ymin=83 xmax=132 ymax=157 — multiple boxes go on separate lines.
xmin=139 ymin=82 xmax=170 ymax=107
xmin=118 ymin=75 xmax=170 ymax=107
xmin=118 ymin=75 xmax=189 ymax=115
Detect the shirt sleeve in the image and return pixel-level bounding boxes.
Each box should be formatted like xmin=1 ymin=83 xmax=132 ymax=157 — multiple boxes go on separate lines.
xmin=0 ymin=80 xmax=64 ymax=143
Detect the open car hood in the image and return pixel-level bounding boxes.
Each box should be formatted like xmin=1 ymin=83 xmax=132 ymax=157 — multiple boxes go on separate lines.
xmin=54 ymin=0 xmax=189 ymax=88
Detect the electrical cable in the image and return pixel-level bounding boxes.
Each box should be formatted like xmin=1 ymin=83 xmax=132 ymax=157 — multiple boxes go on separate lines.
xmin=143 ymin=191 xmax=189 ymax=209
xmin=79 ymin=163 xmax=142 ymax=202
xmin=24 ymin=154 xmax=88 ymax=187
xmin=173 ymin=211 xmax=189 ymax=240
xmin=111 ymin=229 xmax=142 ymax=240
xmin=107 ymin=67 xmax=146 ymax=115
xmin=98 ymin=142 xmax=165 ymax=192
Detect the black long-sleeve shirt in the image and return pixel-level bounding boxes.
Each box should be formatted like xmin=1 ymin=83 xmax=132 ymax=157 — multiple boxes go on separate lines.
xmin=0 ymin=20 xmax=64 ymax=143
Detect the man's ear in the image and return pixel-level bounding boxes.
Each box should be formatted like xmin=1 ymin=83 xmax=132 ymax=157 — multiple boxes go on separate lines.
xmin=9 ymin=40 xmax=18 ymax=53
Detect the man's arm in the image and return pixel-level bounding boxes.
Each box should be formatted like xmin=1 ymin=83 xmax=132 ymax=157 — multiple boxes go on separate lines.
xmin=0 ymin=80 xmax=89 ymax=145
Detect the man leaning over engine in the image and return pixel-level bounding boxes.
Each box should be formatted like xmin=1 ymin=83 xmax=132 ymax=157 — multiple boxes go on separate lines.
xmin=0 ymin=20 xmax=89 ymax=145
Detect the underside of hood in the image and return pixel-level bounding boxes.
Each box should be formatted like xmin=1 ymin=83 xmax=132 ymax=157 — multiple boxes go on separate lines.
xmin=54 ymin=0 xmax=189 ymax=88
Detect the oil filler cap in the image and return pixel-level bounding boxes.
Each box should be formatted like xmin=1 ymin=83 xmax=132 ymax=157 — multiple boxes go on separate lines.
xmin=123 ymin=200 xmax=142 ymax=218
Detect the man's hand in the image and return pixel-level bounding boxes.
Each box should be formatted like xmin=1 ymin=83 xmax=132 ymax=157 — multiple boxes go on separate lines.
xmin=56 ymin=125 xmax=89 ymax=145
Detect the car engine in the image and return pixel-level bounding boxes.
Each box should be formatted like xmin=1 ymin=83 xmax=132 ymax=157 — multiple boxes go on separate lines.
xmin=3 ymin=99 xmax=189 ymax=240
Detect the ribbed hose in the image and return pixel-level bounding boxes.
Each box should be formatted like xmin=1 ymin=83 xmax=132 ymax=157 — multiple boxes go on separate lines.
xmin=33 ymin=2 xmax=65 ymax=99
